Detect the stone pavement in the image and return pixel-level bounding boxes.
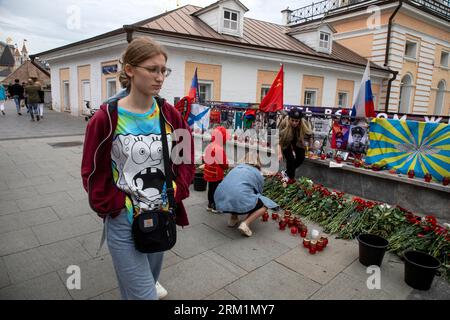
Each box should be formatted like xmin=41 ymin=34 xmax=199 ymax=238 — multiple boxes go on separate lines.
xmin=0 ymin=101 xmax=449 ymax=300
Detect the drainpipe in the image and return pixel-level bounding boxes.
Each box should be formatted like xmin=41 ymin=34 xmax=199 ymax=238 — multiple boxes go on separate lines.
xmin=384 ymin=70 xmax=399 ymax=113
xmin=385 ymin=1 xmax=403 ymax=67
xmin=384 ymin=0 xmax=403 ymax=112
xmin=123 ymin=25 xmax=136 ymax=43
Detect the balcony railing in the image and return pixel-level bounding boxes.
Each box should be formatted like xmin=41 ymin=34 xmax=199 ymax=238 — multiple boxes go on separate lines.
xmin=288 ymin=0 xmax=450 ymax=25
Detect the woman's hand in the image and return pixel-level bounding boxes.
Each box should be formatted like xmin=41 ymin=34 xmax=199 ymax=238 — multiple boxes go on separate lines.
xmin=277 ymin=145 xmax=283 ymax=162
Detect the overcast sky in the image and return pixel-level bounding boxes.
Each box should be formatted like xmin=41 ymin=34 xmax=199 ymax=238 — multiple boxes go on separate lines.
xmin=0 ymin=0 xmax=313 ymax=55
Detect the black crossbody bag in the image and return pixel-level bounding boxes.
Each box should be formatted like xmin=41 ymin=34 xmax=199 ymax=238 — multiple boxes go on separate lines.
xmin=131 ymin=109 xmax=177 ymax=253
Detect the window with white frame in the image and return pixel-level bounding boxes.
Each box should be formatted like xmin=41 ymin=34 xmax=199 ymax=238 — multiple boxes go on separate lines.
xmin=260 ymin=85 xmax=271 ymax=102
xmin=405 ymin=41 xmax=417 ymax=59
xmin=338 ymin=92 xmax=348 ymax=108
xmin=223 ymin=9 xmax=238 ymax=31
xmin=304 ymin=90 xmax=317 ymax=106
xmin=440 ymin=51 xmax=449 ymax=68
xmin=199 ymin=81 xmax=213 ymax=102
xmin=319 ymin=32 xmax=331 ymax=50
xmin=106 ymin=78 xmax=117 ymax=99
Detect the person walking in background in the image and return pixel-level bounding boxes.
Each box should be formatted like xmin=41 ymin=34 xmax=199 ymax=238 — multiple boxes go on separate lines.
xmin=202 ymin=126 xmax=229 ymax=213
xmin=214 ymin=152 xmax=280 ymax=237
xmin=0 ymin=84 xmax=6 ymax=116
xmin=10 ymin=79 xmax=24 ymax=115
xmin=24 ymin=79 xmax=41 ymax=121
xmin=21 ymin=82 xmax=28 ymax=112
xmin=36 ymin=81 xmax=45 ymax=119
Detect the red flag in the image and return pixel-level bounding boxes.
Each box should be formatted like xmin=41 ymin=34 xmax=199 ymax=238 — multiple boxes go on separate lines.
xmin=259 ymin=65 xmax=284 ymax=113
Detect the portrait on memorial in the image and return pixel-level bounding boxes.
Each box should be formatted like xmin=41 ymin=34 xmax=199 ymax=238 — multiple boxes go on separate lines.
xmin=347 ymin=125 xmax=368 ymax=154
xmin=331 ymin=121 xmax=350 ymax=150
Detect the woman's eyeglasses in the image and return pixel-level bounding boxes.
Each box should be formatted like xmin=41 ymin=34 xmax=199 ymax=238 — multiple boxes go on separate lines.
xmin=133 ymin=65 xmax=172 ymax=77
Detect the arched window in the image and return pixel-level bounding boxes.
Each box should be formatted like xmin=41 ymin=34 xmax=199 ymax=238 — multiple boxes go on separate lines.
xmin=434 ymin=80 xmax=446 ymax=115
xmin=398 ymin=74 xmax=413 ymax=114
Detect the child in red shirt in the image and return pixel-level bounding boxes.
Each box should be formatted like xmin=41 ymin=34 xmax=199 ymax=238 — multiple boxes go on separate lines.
xmin=203 ymin=126 xmax=229 ymax=212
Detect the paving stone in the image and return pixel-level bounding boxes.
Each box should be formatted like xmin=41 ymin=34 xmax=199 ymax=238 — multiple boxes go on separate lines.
xmin=0 ymin=272 xmax=72 ymax=300
xmin=310 ymin=272 xmax=392 ymax=300
xmin=0 ymin=207 xmax=60 ymax=235
xmin=163 ymin=250 xmax=184 ymax=270
xmin=159 ymin=250 xmax=247 ymax=300
xmin=204 ymin=289 xmax=238 ymax=300
xmin=57 ymin=255 xmax=118 ymax=300
xmin=276 ymin=238 xmax=359 ymax=285
xmin=250 ymin=217 xmax=302 ymax=249
xmin=407 ymin=276 xmax=450 ymax=300
xmin=51 ymin=200 xmax=93 ymax=219
xmin=226 ymin=261 xmax=321 ymax=300
xmin=200 ymin=211 xmax=244 ymax=240
xmin=67 ymin=187 xmax=88 ymax=201
xmin=74 ymin=229 xmax=108 ymax=257
xmin=32 ymin=214 xmax=101 ymax=245
xmin=16 ymin=191 xmax=73 ymax=211
xmin=0 ymin=258 xmax=11 ymax=289
xmin=0 ymin=228 xmax=40 ymax=256
xmin=90 ymin=287 xmax=121 ymax=300
xmin=0 ymin=200 xmax=20 ymax=216
xmin=213 ymin=235 xmax=291 ymax=272
xmin=172 ymin=223 xmax=231 ymax=259
xmin=0 ymin=186 xmax=40 ymax=201
xmin=183 ymin=204 xmax=211 ymax=227
xmin=5 ymin=175 xmax=53 ymax=190
xmin=342 ymin=252 xmax=413 ymax=299
xmin=3 ymin=238 xmax=92 ymax=284
xmin=34 ymin=180 xmax=81 ymax=195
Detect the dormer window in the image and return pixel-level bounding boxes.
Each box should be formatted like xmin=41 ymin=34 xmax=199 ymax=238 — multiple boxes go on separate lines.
xmin=319 ymin=32 xmax=331 ymax=50
xmin=224 ymin=9 xmax=238 ymax=31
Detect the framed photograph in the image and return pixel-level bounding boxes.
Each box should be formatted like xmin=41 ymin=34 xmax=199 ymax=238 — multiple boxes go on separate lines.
xmin=335 ymin=150 xmax=350 ymax=161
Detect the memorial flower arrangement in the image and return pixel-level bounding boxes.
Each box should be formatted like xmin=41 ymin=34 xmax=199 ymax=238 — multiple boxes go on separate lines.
xmin=263 ymin=174 xmax=450 ymax=280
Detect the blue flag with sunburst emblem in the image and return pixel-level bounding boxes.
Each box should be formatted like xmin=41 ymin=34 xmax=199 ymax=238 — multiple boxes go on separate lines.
xmin=366 ymin=118 xmax=450 ymax=181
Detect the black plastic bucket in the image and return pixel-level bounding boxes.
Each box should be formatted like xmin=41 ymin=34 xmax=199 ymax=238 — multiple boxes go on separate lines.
xmin=404 ymin=250 xmax=440 ymax=290
xmin=357 ymin=234 xmax=389 ymax=267
xmin=193 ymin=173 xmax=207 ymax=191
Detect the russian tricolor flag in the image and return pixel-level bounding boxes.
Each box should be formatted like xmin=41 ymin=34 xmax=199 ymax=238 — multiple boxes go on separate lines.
xmin=188 ymin=67 xmax=200 ymax=103
xmin=351 ymin=61 xmax=376 ymax=119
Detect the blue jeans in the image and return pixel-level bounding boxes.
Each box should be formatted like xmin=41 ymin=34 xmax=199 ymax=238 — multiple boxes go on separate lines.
xmin=106 ymin=211 xmax=164 ymax=300
xmin=28 ymin=103 xmax=38 ymax=119
xmin=13 ymin=96 xmax=21 ymax=113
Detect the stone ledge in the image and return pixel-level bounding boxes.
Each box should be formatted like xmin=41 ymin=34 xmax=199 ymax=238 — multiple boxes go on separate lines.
xmin=305 ymin=157 xmax=450 ymax=194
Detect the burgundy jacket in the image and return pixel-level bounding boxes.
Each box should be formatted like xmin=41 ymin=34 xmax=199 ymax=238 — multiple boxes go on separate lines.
xmin=81 ymin=97 xmax=195 ymax=226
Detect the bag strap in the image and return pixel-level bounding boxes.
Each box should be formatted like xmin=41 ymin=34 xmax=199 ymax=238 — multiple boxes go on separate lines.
xmin=158 ymin=101 xmax=176 ymax=211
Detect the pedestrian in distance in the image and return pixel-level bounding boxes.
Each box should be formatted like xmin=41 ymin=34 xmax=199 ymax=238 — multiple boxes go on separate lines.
xmin=0 ymin=84 xmax=7 ymax=116
xmin=36 ymin=81 xmax=45 ymax=119
xmin=24 ymin=79 xmax=41 ymax=121
xmin=10 ymin=79 xmax=24 ymax=115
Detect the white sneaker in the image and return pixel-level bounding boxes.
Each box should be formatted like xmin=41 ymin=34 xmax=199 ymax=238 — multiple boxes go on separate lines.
xmin=155 ymin=281 xmax=168 ymax=300
xmin=238 ymin=222 xmax=253 ymax=237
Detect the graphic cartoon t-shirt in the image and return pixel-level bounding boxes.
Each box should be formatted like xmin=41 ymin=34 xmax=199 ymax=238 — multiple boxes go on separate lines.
xmin=111 ymin=99 xmax=173 ymax=224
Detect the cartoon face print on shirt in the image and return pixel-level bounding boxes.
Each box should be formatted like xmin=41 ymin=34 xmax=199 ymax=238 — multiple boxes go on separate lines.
xmin=111 ymin=133 xmax=172 ymax=211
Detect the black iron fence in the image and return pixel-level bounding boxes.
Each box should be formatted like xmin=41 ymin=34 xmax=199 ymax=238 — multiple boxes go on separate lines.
xmin=288 ymin=0 xmax=450 ymax=24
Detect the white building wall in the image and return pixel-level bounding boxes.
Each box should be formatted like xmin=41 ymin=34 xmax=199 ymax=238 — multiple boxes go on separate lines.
xmin=46 ymin=39 xmax=386 ymax=116
xmin=197 ymin=10 xmax=219 ymax=33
